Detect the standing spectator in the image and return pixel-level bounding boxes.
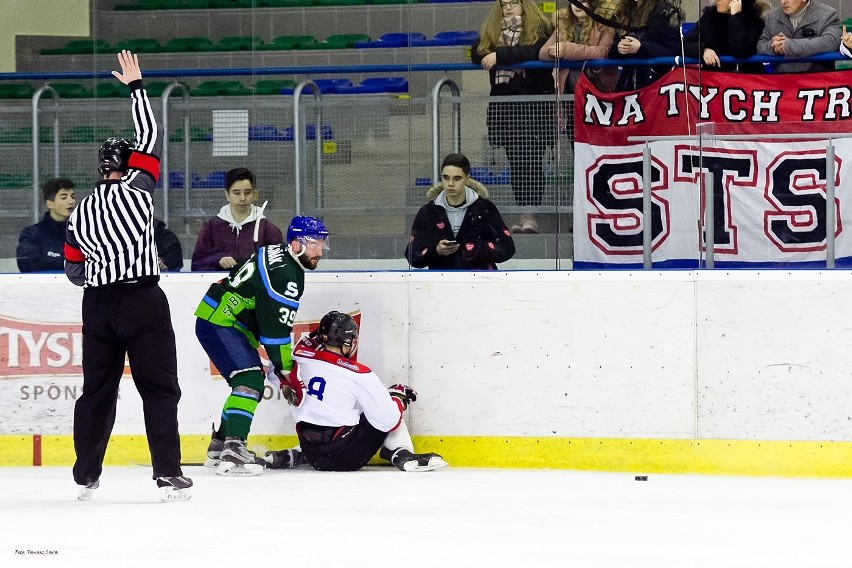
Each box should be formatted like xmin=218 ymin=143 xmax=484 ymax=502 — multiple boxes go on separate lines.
xmin=683 ymin=0 xmax=768 ymax=72
xmin=757 ymin=0 xmax=840 ymax=72
xmin=196 ymin=216 xmax=328 ymax=477
xmin=472 ymin=0 xmax=556 ymax=234
xmin=64 ymin=51 xmax=191 ymax=502
xmin=608 ymin=0 xmax=683 ymax=91
xmin=539 ymin=0 xmax=618 ymax=94
xmin=16 ymin=178 xmax=76 ymax=272
xmin=406 ymin=153 xmax=515 ymax=270
xmin=264 ymin=311 xmax=447 ymax=473
xmin=190 ymin=167 xmax=283 ymax=271
xmin=154 ymin=218 xmax=183 ymax=272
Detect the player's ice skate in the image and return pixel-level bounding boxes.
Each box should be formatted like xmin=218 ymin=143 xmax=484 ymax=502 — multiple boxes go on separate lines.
xmin=204 ymin=426 xmax=224 ymax=468
xmin=263 ymin=447 xmax=307 ymax=469
xmin=382 ymin=447 xmax=448 ymax=472
xmin=77 ymin=479 xmax=99 ymax=501
xmin=216 ymin=438 xmax=264 ymax=476
xmin=157 ymin=476 xmax=193 ymax=502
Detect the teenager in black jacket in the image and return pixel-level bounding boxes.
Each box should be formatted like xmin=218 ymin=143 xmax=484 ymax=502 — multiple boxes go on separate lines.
xmin=406 ymin=154 xmax=515 ymax=270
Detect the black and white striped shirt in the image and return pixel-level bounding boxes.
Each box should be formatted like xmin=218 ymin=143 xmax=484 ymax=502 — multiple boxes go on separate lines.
xmin=65 ymin=81 xmax=163 ymax=288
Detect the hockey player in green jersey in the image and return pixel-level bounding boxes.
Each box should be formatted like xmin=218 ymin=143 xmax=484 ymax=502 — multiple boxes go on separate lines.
xmin=194 ymin=215 xmax=328 ymax=476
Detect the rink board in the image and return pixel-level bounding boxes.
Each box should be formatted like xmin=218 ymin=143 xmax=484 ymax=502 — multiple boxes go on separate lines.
xmin=2 ymin=270 xmax=852 ymax=476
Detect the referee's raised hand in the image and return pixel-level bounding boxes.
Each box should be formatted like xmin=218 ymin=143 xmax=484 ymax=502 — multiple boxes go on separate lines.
xmin=111 ymin=50 xmax=142 ymax=85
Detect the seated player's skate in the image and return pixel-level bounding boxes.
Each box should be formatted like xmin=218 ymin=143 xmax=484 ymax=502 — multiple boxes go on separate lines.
xmin=77 ymin=479 xmax=99 ymax=501
xmin=156 ymin=475 xmax=193 ymax=502
xmin=216 ymin=437 xmax=264 ymax=477
xmin=380 ymin=447 xmax=448 ymax=472
xmin=204 ymin=425 xmax=225 ymax=468
xmin=263 ymin=447 xmax=306 ymax=470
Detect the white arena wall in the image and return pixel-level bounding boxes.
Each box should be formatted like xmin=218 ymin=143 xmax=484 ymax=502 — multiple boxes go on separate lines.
xmin=1 ymin=270 xmax=851 ymax=476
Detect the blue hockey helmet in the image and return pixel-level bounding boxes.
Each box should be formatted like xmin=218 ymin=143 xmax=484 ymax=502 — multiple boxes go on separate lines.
xmin=287 ymin=216 xmax=329 ymax=243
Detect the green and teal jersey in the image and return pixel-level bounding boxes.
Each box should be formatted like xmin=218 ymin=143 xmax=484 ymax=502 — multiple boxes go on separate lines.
xmin=194 ymin=244 xmax=305 ymax=373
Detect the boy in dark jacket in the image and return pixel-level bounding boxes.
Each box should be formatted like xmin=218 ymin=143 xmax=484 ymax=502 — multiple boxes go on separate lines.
xmin=406 ymin=153 xmax=515 ymax=270
xmin=16 ymin=178 xmax=76 ymax=272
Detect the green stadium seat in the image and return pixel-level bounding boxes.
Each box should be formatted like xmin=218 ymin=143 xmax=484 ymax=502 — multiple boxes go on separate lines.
xmin=114 ymin=38 xmax=163 ymax=53
xmin=41 ymin=39 xmax=110 ymax=56
xmin=142 ymin=81 xmax=188 ymax=98
xmin=256 ymin=0 xmax=314 ymax=6
xmin=302 ymin=34 xmax=372 ymax=50
xmin=253 ymin=79 xmax=297 ymax=95
xmin=0 ymin=127 xmax=54 ymax=144
xmin=0 ymin=173 xmax=33 ymax=189
xmin=161 ymin=37 xmax=216 ymax=52
xmin=115 ymin=0 xmax=167 ymax=9
xmin=169 ymin=126 xmax=212 ymax=142
xmin=260 ymin=35 xmax=318 ymax=50
xmin=161 ymin=0 xmax=212 ymax=7
xmin=210 ymin=0 xmax=253 ymax=6
xmin=190 ymin=80 xmax=252 ymax=96
xmin=50 ymin=83 xmax=93 ymax=98
xmin=63 ymin=125 xmax=135 ymax=143
xmin=215 ymin=36 xmax=264 ymax=51
xmin=0 ymin=83 xmax=35 ymax=99
xmin=95 ymin=83 xmax=127 ymax=98
xmin=62 ymin=126 xmax=98 ymax=143
xmin=312 ymin=0 xmax=366 ymax=5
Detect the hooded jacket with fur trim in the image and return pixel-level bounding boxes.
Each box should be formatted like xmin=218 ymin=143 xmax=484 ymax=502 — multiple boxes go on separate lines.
xmin=405 ymin=178 xmax=515 ymax=270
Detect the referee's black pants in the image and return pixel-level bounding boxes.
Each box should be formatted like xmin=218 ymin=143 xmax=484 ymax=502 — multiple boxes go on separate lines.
xmin=73 ymin=281 xmax=183 ymax=485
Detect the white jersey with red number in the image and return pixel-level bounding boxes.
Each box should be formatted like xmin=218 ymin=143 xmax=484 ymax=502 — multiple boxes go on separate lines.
xmin=289 ymin=338 xmax=403 ymax=432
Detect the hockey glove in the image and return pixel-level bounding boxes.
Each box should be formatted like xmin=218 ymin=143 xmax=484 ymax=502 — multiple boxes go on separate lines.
xmin=388 ymin=384 xmax=418 ymax=410
xmin=268 ymin=363 xmax=305 ymax=407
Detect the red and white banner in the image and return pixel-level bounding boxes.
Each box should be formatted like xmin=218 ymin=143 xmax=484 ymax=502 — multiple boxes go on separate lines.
xmin=573 ymin=68 xmax=852 ymax=268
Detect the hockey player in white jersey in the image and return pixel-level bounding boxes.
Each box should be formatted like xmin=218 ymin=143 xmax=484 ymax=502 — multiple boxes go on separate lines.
xmin=265 ymin=311 xmax=447 ymax=472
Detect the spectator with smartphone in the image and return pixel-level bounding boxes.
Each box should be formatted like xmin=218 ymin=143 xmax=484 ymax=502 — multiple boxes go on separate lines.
xmin=405 ymin=153 xmax=515 ymax=270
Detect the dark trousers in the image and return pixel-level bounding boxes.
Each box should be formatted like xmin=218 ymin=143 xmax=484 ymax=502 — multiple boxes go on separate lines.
xmin=73 ymin=282 xmax=183 ymax=485
xmin=298 ymin=414 xmax=387 ymax=472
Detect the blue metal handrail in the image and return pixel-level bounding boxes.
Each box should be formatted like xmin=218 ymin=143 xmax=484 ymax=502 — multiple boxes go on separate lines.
xmin=0 ymin=52 xmax=848 ymax=81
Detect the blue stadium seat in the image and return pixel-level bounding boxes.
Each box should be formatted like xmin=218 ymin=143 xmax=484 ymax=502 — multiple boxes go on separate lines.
xmin=280 ymin=124 xmax=334 ymax=141
xmin=681 ymin=22 xmax=696 ymax=35
xmin=411 ymin=30 xmax=479 ymax=47
xmin=248 ymin=124 xmax=287 ymax=141
xmin=469 ymin=166 xmax=495 ymax=185
xmin=280 ymin=78 xmax=352 ymax=94
xmin=335 ymin=77 xmax=409 ymax=94
xmin=354 ymin=32 xmax=428 ymax=48
xmin=193 ymin=170 xmax=227 ymax=189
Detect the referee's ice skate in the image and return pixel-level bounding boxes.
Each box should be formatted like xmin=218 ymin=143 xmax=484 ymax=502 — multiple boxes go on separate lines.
xmin=77 ymin=479 xmax=99 ymax=501
xmin=157 ymin=476 xmax=193 ymax=502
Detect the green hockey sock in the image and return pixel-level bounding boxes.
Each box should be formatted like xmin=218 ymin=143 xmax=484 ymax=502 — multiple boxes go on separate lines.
xmin=222 ymin=371 xmax=264 ymax=439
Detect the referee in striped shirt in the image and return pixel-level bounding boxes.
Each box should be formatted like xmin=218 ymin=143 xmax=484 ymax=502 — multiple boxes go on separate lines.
xmin=64 ymin=51 xmax=191 ymax=502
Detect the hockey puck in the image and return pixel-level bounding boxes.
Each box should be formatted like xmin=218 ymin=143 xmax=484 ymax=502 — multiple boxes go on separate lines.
xmin=634 ymin=475 xmax=648 ymax=481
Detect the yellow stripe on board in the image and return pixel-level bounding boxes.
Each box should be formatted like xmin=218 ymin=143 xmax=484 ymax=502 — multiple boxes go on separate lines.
xmin=1 ymin=435 xmax=851 ymax=477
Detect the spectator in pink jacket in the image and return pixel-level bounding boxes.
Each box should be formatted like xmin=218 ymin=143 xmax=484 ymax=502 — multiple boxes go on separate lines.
xmin=539 ymin=0 xmax=617 ymax=94
xmin=190 ymin=168 xmax=283 ymax=271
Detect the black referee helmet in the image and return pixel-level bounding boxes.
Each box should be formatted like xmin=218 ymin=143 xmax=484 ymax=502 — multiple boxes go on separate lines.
xmin=98 ymin=137 xmax=132 ymax=176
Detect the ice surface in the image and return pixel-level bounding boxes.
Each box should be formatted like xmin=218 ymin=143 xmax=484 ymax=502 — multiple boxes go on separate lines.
xmin=1 ymin=465 xmax=851 ymax=567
